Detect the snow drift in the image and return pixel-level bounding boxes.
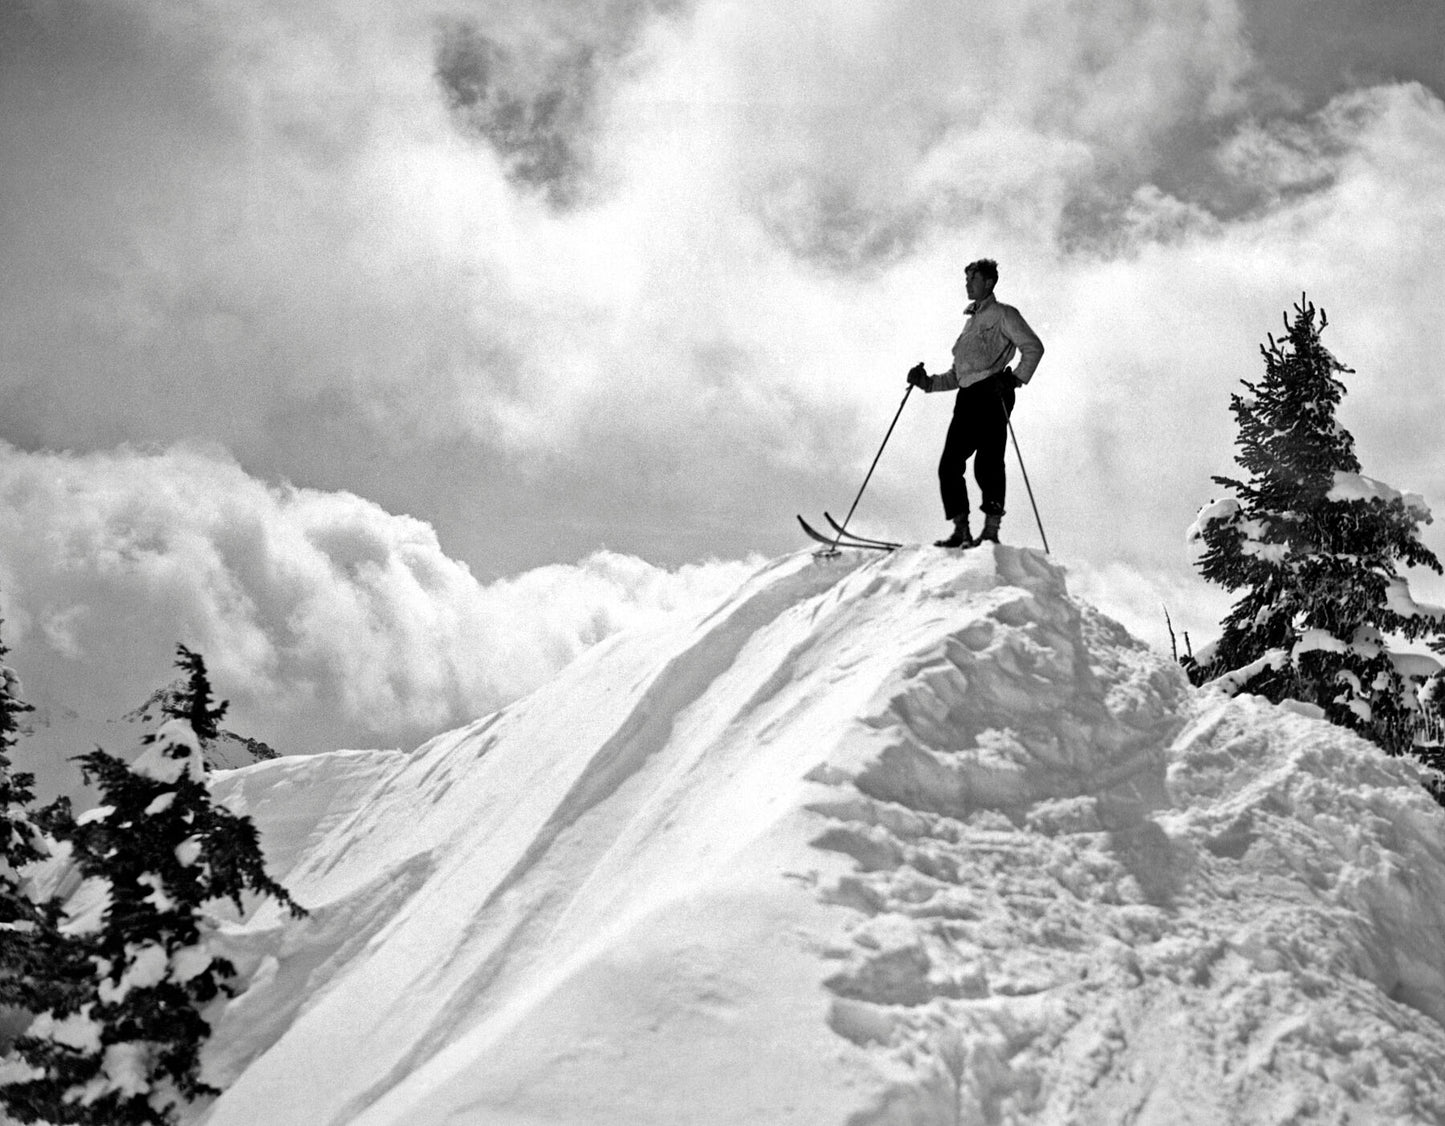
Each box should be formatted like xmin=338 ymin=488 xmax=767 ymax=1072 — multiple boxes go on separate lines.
xmin=200 ymin=546 xmax=1445 ymax=1125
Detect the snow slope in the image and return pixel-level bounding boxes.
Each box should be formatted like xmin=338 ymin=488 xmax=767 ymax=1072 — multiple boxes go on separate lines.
xmin=200 ymin=546 xmax=1445 ymax=1126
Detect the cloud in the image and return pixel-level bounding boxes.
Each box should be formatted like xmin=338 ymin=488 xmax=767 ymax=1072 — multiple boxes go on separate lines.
xmin=431 ymin=0 xmax=680 ymax=208
xmin=1066 ymin=559 xmax=1232 ymax=660
xmin=0 ymin=442 xmax=758 ymax=801
xmin=1 ymin=0 xmax=1247 ymax=438
xmin=0 ymin=0 xmax=872 ymax=569
xmin=633 ymin=0 xmax=1254 ymax=267
xmin=2 ymin=0 xmax=1444 ymax=679
xmin=434 ymin=19 xmax=598 ymax=205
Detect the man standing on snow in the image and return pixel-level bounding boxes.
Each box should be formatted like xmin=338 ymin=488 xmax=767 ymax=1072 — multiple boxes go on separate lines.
xmin=907 ymin=258 xmax=1044 ymax=548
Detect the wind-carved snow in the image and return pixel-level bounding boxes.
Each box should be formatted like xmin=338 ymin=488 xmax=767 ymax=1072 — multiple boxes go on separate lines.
xmin=199 ymin=546 xmax=1445 ymax=1126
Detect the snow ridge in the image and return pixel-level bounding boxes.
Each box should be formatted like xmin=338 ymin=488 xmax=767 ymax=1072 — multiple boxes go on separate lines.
xmin=200 ymin=546 xmax=1445 ymax=1126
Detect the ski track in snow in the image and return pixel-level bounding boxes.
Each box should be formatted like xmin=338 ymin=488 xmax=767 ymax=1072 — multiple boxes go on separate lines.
xmin=196 ymin=546 xmax=1445 ymax=1126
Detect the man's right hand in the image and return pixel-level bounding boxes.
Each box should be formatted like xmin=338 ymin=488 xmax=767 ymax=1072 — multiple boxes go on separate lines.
xmin=907 ymin=363 xmax=929 ymax=389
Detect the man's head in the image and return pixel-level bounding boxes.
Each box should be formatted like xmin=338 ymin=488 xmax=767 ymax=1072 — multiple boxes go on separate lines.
xmin=965 ymin=258 xmax=998 ymax=302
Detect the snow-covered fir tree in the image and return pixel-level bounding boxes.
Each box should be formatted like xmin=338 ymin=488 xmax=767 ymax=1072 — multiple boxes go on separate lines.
xmin=1 ymin=646 xmax=305 ymax=1126
xmin=1187 ymin=297 xmax=1445 ymax=768
xmin=1 ymin=622 xmax=93 ymax=1098
xmin=1 ymin=618 xmax=40 ymax=876
xmin=1 ymin=619 xmax=44 ymax=1013
xmin=0 ymin=620 xmax=70 ymax=1016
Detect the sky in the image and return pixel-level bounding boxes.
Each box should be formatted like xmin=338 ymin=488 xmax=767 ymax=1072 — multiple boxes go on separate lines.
xmin=2 ymin=0 xmax=1444 ymax=796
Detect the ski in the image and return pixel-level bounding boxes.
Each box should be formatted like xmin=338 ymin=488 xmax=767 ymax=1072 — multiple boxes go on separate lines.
xmin=824 ymin=513 xmax=902 ymax=550
xmin=798 ymin=515 xmax=895 ymax=553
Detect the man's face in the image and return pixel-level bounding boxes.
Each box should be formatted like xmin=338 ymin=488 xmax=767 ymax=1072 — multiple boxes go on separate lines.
xmin=965 ymin=270 xmax=993 ymax=303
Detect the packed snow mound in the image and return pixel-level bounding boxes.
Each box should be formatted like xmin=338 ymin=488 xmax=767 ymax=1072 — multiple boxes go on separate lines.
xmin=200 ymin=546 xmax=1445 ymax=1126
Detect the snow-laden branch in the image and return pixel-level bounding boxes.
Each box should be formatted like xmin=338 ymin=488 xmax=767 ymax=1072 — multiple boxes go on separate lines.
xmin=1328 ymin=471 xmax=1432 ymax=521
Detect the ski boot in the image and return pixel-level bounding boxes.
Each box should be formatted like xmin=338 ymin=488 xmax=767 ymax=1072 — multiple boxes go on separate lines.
xmin=934 ymin=517 xmax=975 ymax=549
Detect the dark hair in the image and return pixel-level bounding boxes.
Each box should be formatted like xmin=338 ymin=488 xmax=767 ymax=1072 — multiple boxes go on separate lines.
xmin=965 ymin=258 xmax=998 ymax=283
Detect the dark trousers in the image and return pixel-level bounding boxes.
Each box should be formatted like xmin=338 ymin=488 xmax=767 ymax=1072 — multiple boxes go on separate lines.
xmin=938 ymin=373 xmax=1014 ymax=521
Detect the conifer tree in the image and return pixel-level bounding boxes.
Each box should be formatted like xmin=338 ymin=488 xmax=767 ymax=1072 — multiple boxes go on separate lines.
xmin=1188 ymin=297 xmax=1445 ymax=761
xmin=1 ymin=619 xmax=44 ymax=1010
xmin=1 ymin=622 xmax=92 ymax=1084
xmin=1 ymin=620 xmax=65 ymax=1012
xmin=2 ymin=646 xmax=304 ymax=1125
xmin=170 ymin=646 xmax=226 ymax=743
xmin=1 ymin=619 xmax=40 ymax=875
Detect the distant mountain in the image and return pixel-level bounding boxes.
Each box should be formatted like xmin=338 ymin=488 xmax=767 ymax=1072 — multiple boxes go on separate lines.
xmin=203 ymin=730 xmax=281 ymax=771
xmin=123 ymin=686 xmax=279 ymax=772
xmin=196 ymin=546 xmax=1445 ymax=1126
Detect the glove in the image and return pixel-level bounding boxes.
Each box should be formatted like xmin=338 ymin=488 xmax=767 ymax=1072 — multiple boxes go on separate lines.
xmin=906 ymin=363 xmax=929 ymax=390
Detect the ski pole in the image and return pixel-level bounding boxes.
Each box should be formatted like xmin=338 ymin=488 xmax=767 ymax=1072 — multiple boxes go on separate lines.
xmin=1005 ymin=410 xmax=1050 ymax=554
xmin=829 ymin=383 xmax=914 ymax=552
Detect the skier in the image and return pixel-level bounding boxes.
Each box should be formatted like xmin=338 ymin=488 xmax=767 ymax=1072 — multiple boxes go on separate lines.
xmin=907 ymin=259 xmax=1044 ymax=548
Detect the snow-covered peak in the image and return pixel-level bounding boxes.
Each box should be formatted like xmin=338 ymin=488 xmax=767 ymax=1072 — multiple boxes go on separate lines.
xmin=201 ymin=545 xmax=1445 ymax=1125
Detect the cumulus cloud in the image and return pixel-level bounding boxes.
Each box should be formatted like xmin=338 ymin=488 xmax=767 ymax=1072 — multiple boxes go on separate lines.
xmin=670 ymin=0 xmax=1252 ymax=264
xmin=0 ymin=442 xmax=757 ymax=801
xmin=2 ymin=0 xmax=1445 ymax=732
xmin=0 ymin=0 xmax=878 ymax=571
